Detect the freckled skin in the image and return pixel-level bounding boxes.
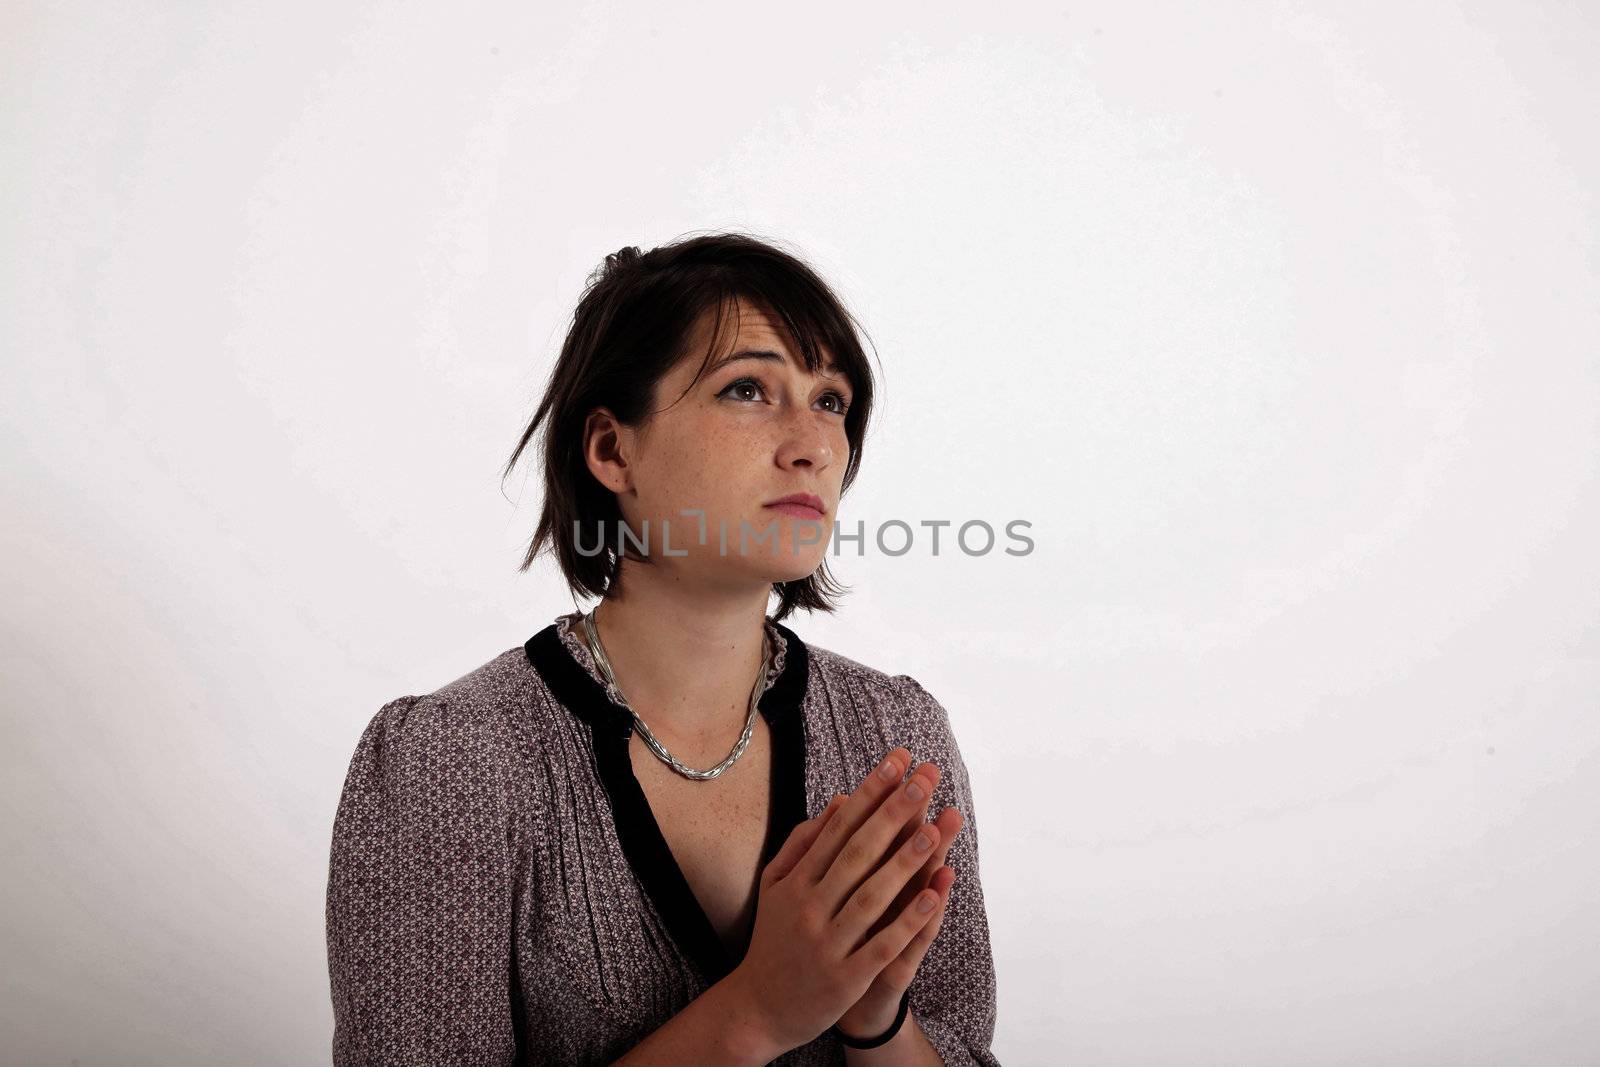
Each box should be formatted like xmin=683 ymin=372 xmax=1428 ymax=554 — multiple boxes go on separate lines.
xmin=585 ymin=298 xmax=851 ymax=585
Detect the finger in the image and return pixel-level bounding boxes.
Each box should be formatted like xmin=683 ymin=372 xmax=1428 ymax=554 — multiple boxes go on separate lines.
xmin=883 ymin=765 xmax=940 ymax=857
xmin=899 ymin=806 xmax=961 ymax=884
xmin=903 ymin=808 xmax=963 ymax=918
xmin=762 ymin=793 xmax=848 ymax=888
xmin=864 ymin=790 xmax=947 ymax=940
xmin=921 ymin=807 xmax=963 ymax=878
xmin=774 ymin=793 xmax=851 ymax=883
xmin=834 ymin=804 xmax=945 ymax=948
xmin=838 ymin=796 xmax=960 ymax=947
xmin=817 ymin=762 xmax=942 ymax=913
xmin=792 ymin=748 xmax=913 ymax=885
xmin=848 ymin=875 xmax=945 ymax=988
xmin=879 ymin=866 xmax=957 ymax=988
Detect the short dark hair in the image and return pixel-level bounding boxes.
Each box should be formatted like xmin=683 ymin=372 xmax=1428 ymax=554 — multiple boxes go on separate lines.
xmin=501 ymin=231 xmax=879 ymax=623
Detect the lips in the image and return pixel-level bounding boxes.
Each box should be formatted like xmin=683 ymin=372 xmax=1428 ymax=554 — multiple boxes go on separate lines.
xmin=765 ymin=492 xmax=826 ymax=519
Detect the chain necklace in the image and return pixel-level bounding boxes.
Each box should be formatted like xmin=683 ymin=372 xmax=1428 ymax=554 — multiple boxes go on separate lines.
xmin=580 ymin=607 xmax=770 ymax=781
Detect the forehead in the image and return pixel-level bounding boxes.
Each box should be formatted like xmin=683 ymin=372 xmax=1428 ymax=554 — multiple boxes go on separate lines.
xmin=681 ymin=298 xmax=843 ymax=380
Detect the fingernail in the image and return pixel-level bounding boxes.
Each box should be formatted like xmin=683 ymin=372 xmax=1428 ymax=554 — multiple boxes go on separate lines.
xmin=914 ymin=830 xmax=933 ymax=851
xmin=877 ymin=756 xmax=900 ymax=781
xmin=918 ymin=893 xmax=936 ymax=913
xmin=905 ymin=779 xmax=924 ymax=801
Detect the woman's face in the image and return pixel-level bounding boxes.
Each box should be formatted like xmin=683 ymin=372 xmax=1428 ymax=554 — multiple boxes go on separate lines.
xmin=593 ymin=299 xmax=853 ymax=591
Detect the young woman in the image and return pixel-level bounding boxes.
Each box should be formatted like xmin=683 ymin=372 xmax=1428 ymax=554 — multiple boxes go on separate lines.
xmin=326 ymin=233 xmax=999 ymax=1065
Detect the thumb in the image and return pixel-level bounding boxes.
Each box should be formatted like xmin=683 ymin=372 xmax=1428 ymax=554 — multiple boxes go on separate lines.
xmin=761 ymin=793 xmax=846 ymax=888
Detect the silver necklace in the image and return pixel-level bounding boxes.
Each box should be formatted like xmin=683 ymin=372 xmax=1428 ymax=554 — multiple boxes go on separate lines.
xmin=580 ymin=607 xmax=770 ymax=781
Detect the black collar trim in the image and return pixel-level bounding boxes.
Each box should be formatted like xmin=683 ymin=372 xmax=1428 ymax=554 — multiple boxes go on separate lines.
xmin=523 ymin=618 xmax=811 ymax=986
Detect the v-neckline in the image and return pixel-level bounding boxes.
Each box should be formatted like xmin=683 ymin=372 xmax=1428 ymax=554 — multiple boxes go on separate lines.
xmin=522 ymin=615 xmax=811 ymax=987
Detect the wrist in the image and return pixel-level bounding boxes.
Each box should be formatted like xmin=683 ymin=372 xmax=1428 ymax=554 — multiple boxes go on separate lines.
xmin=835 ymin=993 xmax=902 ymax=1040
xmin=707 ymin=967 xmax=788 ymax=1066
xmin=833 ymin=989 xmax=911 ymax=1049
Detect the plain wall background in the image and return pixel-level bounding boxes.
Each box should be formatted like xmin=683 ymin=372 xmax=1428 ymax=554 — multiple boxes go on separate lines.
xmin=4 ymin=2 xmax=1598 ymax=1064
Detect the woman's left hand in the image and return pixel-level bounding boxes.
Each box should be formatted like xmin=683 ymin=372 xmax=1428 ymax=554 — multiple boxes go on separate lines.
xmin=782 ymin=764 xmax=965 ymax=1042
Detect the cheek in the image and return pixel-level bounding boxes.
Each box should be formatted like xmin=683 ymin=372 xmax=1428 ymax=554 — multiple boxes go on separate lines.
xmin=697 ymin=419 xmax=754 ymax=455
xmin=649 ymin=420 xmax=756 ymax=492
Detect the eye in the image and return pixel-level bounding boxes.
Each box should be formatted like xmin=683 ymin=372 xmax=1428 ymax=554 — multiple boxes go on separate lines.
xmin=717 ymin=375 xmax=851 ymax=417
xmin=818 ymin=390 xmax=851 ymax=417
xmin=718 ymin=376 xmax=767 ymax=403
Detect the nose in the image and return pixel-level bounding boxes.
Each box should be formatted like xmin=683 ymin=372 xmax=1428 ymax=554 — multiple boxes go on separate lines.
xmin=776 ymin=410 xmax=835 ymax=472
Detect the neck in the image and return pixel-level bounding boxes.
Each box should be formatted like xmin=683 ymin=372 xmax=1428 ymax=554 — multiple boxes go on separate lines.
xmin=586 ymin=570 xmax=774 ymax=746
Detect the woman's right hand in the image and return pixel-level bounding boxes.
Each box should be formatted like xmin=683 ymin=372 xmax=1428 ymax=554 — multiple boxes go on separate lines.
xmin=724 ymin=747 xmax=952 ymax=1054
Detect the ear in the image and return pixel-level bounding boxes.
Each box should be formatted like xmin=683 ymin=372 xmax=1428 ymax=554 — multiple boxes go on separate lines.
xmin=583 ymin=407 xmax=633 ymax=494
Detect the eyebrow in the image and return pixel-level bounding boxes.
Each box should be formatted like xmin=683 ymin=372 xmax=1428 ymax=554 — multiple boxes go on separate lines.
xmin=710 ymin=348 xmax=845 ymax=382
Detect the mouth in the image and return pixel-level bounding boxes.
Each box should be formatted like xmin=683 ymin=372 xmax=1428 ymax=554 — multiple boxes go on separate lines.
xmin=764 ymin=493 xmax=826 ymax=520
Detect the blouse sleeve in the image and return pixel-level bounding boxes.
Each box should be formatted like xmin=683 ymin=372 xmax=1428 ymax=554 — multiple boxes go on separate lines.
xmin=890 ymin=675 xmax=1002 ymax=1066
xmin=325 ymin=695 xmax=520 ymax=1066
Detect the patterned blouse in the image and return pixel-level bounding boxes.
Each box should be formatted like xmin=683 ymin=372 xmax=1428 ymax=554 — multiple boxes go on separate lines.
xmin=326 ymin=610 xmax=1000 ymax=1065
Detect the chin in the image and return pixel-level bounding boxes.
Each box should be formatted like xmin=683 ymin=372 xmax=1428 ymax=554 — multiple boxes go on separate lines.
xmin=728 ymin=512 xmax=827 ymax=570
xmin=735 ymin=545 xmax=826 ymax=586
xmin=767 ymin=556 xmax=825 ymax=584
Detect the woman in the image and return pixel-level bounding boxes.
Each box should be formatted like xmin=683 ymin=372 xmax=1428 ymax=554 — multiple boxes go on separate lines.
xmin=326 ymin=233 xmax=1000 ymax=1065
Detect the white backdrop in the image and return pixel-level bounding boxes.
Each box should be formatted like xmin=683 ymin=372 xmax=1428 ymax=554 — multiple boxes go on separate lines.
xmin=4 ymin=2 xmax=1598 ymax=1064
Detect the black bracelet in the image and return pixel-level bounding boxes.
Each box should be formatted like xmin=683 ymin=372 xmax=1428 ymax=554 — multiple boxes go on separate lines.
xmin=830 ymin=990 xmax=911 ymax=1049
